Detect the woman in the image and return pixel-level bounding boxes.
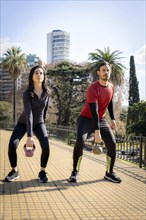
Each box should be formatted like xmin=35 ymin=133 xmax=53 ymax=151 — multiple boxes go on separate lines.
xmin=5 ymin=65 xmax=50 ymax=183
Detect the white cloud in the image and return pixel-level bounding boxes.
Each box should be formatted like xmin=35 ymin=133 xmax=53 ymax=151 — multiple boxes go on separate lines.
xmin=134 ymin=45 xmax=146 ymax=64
xmin=0 ymin=37 xmax=25 ymax=56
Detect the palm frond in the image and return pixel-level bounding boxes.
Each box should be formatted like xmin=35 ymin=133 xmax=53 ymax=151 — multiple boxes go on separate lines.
xmin=87 ymin=47 xmax=126 ymax=85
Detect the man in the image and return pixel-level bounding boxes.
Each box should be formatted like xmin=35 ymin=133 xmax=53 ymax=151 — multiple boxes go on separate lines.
xmin=68 ymin=60 xmax=122 ymax=183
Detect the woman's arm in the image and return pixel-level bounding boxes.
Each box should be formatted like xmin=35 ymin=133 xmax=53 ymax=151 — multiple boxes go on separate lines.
xmin=23 ymin=91 xmax=33 ymax=137
xmin=43 ymin=97 xmax=49 ymax=123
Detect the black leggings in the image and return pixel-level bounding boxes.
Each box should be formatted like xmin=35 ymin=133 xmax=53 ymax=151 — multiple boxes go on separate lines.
xmin=73 ymin=116 xmax=116 ymax=173
xmin=8 ymin=122 xmax=50 ymax=168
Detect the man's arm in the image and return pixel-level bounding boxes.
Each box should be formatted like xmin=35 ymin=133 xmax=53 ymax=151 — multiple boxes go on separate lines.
xmin=107 ymin=99 xmax=115 ymax=120
xmin=108 ymin=99 xmax=116 ymax=130
xmin=90 ymin=103 xmax=102 ymax=143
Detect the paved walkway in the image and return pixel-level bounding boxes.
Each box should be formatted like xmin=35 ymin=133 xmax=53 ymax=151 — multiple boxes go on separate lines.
xmin=0 ymin=130 xmax=146 ymax=220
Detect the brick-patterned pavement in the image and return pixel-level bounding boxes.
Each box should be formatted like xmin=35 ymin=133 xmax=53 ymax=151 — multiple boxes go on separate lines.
xmin=0 ymin=130 xmax=145 ymax=220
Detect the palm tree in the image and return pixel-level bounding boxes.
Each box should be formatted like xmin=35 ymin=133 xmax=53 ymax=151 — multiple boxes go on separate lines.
xmin=88 ymin=46 xmax=126 ymax=85
xmin=2 ymin=46 xmax=27 ymax=125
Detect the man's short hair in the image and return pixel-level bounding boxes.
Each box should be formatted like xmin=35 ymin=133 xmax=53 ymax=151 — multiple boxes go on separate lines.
xmin=97 ymin=60 xmax=110 ymax=71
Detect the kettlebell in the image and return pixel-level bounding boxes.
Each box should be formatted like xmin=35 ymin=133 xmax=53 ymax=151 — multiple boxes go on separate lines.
xmin=92 ymin=142 xmax=103 ymax=155
xmin=24 ymin=144 xmax=36 ymax=157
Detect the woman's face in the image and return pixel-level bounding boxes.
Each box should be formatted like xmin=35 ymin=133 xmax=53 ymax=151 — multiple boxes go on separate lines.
xmin=32 ymin=67 xmax=45 ymax=84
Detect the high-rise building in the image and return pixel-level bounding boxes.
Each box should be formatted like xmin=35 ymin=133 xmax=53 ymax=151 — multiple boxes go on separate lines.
xmin=47 ymin=30 xmax=70 ymax=64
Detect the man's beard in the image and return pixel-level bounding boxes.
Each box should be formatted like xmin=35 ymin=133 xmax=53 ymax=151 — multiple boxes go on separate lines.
xmin=101 ymin=77 xmax=109 ymax=81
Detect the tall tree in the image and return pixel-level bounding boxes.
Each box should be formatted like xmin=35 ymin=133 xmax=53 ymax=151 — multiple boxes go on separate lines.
xmin=46 ymin=61 xmax=89 ymax=126
xmin=88 ymin=46 xmax=126 ymax=85
xmin=126 ymin=55 xmax=140 ymax=130
xmin=128 ymin=55 xmax=140 ymax=106
xmin=2 ymin=46 xmax=27 ymax=124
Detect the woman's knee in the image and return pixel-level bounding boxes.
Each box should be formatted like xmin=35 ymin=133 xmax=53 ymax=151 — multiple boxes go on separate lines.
xmin=41 ymin=140 xmax=49 ymax=153
xmin=8 ymin=139 xmax=19 ymax=152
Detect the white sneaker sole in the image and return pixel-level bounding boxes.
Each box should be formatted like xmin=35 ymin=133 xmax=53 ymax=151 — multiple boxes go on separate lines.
xmin=5 ymin=175 xmax=19 ymax=182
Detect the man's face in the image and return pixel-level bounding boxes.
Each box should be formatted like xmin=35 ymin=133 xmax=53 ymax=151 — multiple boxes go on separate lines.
xmin=97 ymin=64 xmax=111 ymax=81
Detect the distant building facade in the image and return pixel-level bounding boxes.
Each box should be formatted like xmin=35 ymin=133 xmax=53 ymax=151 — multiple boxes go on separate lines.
xmin=47 ymin=30 xmax=70 ymax=64
xmin=0 ymin=57 xmax=13 ymax=101
xmin=26 ymin=54 xmax=45 ymax=67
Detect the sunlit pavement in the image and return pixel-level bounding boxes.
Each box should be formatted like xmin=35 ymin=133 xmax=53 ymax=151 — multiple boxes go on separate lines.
xmin=0 ymin=130 xmax=145 ymax=220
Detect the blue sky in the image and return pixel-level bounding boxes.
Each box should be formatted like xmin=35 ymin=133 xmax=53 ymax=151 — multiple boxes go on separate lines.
xmin=0 ymin=0 xmax=145 ymax=101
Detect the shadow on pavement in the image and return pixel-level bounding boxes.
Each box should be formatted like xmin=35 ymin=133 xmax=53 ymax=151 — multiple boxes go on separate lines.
xmin=0 ymin=178 xmax=106 ymax=195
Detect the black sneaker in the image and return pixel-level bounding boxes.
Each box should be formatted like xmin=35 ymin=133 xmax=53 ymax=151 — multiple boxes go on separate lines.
xmin=5 ymin=170 xmax=19 ymax=182
xmin=38 ymin=170 xmax=48 ymax=183
xmin=104 ymin=172 xmax=122 ymax=183
xmin=68 ymin=171 xmax=78 ymax=182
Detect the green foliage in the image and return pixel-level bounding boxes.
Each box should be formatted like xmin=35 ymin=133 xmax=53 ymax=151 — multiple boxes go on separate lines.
xmin=46 ymin=61 xmax=90 ymax=126
xmin=0 ymin=101 xmax=12 ymax=122
xmin=126 ymin=101 xmax=146 ymax=136
xmin=128 ymin=56 xmax=140 ymax=106
xmin=120 ymin=108 xmax=128 ymax=122
xmin=2 ymin=46 xmax=27 ymax=124
xmin=2 ymin=46 xmax=27 ymax=80
xmin=88 ymin=46 xmax=126 ymax=85
xmin=127 ymin=56 xmax=140 ymax=130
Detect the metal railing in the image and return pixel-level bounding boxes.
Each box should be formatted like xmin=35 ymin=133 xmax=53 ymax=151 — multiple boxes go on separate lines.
xmin=48 ymin=125 xmax=146 ymax=168
xmin=115 ymin=136 xmax=146 ymax=168
xmin=0 ymin=122 xmax=146 ymax=168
